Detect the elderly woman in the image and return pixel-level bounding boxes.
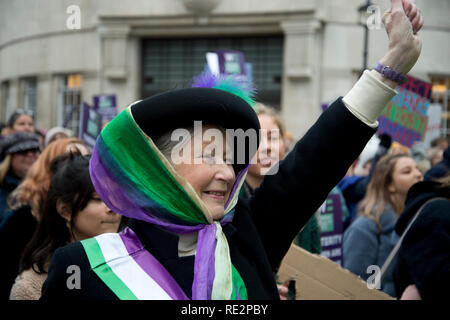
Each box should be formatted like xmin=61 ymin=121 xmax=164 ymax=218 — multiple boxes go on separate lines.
xmin=41 ymin=0 xmax=423 ymax=300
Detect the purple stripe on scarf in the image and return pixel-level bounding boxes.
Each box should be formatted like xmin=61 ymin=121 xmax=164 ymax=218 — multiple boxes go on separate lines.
xmin=192 ymin=223 xmax=217 ymax=300
xmin=119 ymin=227 xmax=189 ymax=300
xmin=225 ymin=164 xmax=251 ymax=208
xmin=91 ymin=143 xmax=241 ymax=300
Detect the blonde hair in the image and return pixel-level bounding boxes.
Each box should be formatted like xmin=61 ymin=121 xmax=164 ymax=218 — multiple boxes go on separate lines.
xmin=358 ymin=154 xmax=412 ymax=233
xmin=435 ymin=173 xmax=450 ymax=187
xmin=8 ymin=137 xmax=87 ymax=218
xmin=253 ymin=103 xmax=285 ymax=138
xmin=0 ymin=155 xmax=12 ymax=185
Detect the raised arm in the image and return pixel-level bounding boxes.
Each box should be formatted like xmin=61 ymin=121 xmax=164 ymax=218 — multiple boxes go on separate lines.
xmin=248 ymin=0 xmax=424 ymax=271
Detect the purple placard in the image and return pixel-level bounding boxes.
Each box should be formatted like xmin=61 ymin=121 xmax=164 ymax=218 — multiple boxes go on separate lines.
xmin=319 ymin=194 xmax=344 ymax=266
xmin=79 ymin=102 xmax=102 ymax=149
xmin=215 ymin=50 xmax=247 ymax=77
xmin=93 ymin=94 xmax=117 ymax=121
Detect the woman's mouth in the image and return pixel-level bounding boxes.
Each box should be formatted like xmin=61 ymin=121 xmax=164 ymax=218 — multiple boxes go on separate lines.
xmin=259 ymin=157 xmax=276 ymax=167
xmin=203 ymin=191 xmax=226 ymax=200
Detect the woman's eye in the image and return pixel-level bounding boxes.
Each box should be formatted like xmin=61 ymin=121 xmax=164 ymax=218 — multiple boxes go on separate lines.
xmin=202 ymin=154 xmax=216 ymax=163
xmin=224 ymin=157 xmax=232 ymax=163
xmin=91 ymin=194 xmax=102 ymax=201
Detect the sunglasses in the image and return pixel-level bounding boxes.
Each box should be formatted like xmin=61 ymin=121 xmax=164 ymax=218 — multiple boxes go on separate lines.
xmin=14 ymin=109 xmax=34 ymax=117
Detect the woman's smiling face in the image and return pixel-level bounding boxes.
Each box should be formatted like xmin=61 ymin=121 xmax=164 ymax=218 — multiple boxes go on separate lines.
xmin=172 ymin=124 xmax=236 ymax=220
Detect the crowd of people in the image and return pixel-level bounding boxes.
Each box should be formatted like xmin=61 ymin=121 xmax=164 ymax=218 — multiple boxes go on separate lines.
xmin=0 ymin=0 xmax=447 ymax=301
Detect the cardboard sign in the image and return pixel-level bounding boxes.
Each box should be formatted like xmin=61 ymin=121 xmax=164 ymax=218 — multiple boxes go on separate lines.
xmin=319 ymin=194 xmax=344 ymax=266
xmin=277 ymin=244 xmax=394 ymax=300
xmin=79 ymin=102 xmax=102 ymax=149
xmin=378 ymin=75 xmax=432 ymax=147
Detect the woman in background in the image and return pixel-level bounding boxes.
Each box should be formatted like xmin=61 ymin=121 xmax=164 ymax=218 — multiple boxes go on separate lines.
xmin=0 ymin=132 xmax=41 ymax=218
xmin=6 ymin=109 xmax=35 ymax=134
xmin=394 ymin=173 xmax=450 ymax=300
xmin=343 ymin=154 xmax=423 ymax=297
xmin=10 ymin=153 xmax=121 ymax=300
xmin=0 ymin=137 xmax=89 ymax=300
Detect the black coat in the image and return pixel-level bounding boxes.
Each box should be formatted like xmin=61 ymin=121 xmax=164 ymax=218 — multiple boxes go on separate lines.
xmin=394 ymin=180 xmax=450 ymax=299
xmin=0 ymin=205 xmax=37 ymax=300
xmin=40 ymin=98 xmax=376 ymax=300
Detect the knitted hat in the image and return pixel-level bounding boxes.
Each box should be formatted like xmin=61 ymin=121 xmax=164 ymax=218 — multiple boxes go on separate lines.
xmin=44 ymin=127 xmax=73 ymax=147
xmin=0 ymin=131 xmax=41 ymax=160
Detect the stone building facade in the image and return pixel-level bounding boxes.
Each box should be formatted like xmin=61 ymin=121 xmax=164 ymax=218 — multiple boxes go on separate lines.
xmin=1 ymin=0 xmax=449 ymax=139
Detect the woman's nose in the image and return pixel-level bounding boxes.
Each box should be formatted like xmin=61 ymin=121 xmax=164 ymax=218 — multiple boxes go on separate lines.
xmin=216 ymin=163 xmax=235 ymax=182
xmin=416 ymin=169 xmax=423 ymax=180
xmin=103 ymin=202 xmax=115 ymax=214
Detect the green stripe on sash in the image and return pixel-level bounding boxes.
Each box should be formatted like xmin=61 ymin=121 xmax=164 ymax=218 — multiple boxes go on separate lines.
xmin=81 ymin=237 xmax=138 ymax=300
xmin=230 ymin=264 xmax=248 ymax=300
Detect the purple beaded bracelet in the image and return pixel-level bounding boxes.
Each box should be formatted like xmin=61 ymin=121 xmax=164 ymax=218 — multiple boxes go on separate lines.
xmin=374 ymin=63 xmax=408 ymax=84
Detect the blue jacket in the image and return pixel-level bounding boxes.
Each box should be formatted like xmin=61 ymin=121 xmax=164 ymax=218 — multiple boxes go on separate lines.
xmin=343 ymin=205 xmax=399 ymax=297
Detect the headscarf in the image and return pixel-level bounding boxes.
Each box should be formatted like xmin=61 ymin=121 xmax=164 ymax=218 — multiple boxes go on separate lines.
xmin=89 ymin=73 xmax=257 ymax=300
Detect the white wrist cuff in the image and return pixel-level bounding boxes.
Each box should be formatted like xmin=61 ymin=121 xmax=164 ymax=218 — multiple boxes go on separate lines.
xmin=342 ymin=70 xmax=398 ymax=128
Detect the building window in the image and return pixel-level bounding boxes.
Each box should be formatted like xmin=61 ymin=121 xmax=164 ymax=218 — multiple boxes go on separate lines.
xmin=142 ymin=36 xmax=283 ymax=108
xmin=1 ymin=81 xmax=11 ymax=122
xmin=57 ymin=74 xmax=82 ymax=136
xmin=22 ymin=77 xmax=38 ymax=118
xmin=430 ymin=76 xmax=450 ymax=137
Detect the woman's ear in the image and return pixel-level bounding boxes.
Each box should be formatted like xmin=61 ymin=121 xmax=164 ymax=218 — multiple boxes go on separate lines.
xmin=56 ymin=199 xmax=71 ymax=222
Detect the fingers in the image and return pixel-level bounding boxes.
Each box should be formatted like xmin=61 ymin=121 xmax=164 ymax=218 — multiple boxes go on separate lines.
xmin=412 ymin=12 xmax=424 ymax=34
xmin=404 ymin=0 xmax=423 ymax=34
xmin=406 ymin=3 xmax=418 ymax=21
xmin=277 ymin=284 xmax=288 ymax=300
xmin=402 ymin=0 xmax=414 ymax=14
xmin=390 ymin=0 xmax=404 ymax=11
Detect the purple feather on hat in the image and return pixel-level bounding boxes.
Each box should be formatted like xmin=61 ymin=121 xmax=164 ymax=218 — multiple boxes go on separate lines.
xmin=191 ymin=71 xmax=256 ymax=107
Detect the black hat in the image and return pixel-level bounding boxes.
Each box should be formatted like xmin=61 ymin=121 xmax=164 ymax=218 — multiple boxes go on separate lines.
xmin=130 ymin=87 xmax=261 ymax=172
xmin=0 ymin=132 xmax=41 ymax=160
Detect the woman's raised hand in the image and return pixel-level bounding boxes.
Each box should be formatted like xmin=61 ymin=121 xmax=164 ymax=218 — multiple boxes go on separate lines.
xmin=380 ymin=0 xmax=423 ymax=75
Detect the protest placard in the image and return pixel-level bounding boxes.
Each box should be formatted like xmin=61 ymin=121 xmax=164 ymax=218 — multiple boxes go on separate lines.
xmin=319 ymin=194 xmax=344 ymax=266
xmin=79 ymin=102 xmax=102 ymax=149
xmin=377 ymin=75 xmax=432 ymax=147
xmin=206 ymin=50 xmax=248 ymax=81
xmin=277 ymin=244 xmax=393 ymax=300
xmin=93 ymin=94 xmax=117 ymax=121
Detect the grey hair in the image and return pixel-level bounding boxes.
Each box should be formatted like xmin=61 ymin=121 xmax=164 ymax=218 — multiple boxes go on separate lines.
xmin=153 ymin=126 xmax=195 ymax=163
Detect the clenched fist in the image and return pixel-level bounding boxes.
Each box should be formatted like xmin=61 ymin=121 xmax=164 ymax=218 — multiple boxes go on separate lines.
xmin=379 ymin=0 xmax=423 ymax=76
